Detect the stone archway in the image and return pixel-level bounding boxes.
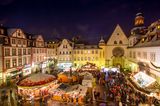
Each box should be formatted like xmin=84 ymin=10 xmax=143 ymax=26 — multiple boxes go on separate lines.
xmin=112 ymin=47 xmax=125 ymax=68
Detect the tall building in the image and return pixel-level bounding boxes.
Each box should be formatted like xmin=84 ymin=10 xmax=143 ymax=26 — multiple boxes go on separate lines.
xmin=0 ymin=27 xmax=32 ymax=84
xmin=56 ymin=39 xmax=73 ymax=69
xmin=128 ymin=14 xmax=160 ymax=84
xmin=105 ymin=24 xmax=128 ymax=68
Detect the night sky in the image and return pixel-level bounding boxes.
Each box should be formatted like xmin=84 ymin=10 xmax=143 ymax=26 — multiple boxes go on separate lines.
xmin=0 ymin=0 xmax=160 ymax=43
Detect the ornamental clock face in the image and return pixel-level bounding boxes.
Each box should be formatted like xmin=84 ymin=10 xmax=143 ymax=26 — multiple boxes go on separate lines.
xmin=112 ymin=47 xmax=124 ymax=57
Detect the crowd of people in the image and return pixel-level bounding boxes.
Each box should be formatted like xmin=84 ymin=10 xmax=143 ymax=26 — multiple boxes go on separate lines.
xmin=104 ymin=71 xmax=160 ymax=106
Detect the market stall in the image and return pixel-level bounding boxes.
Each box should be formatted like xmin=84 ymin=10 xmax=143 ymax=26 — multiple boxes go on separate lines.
xmin=17 ymin=73 xmax=57 ymax=100
xmin=129 ymin=71 xmax=160 ymax=100
xmin=80 ymin=62 xmax=99 ymax=72
xmin=57 ymin=72 xmax=78 ymax=83
xmin=49 ymin=84 xmax=87 ymax=104
xmin=133 ymin=72 xmax=156 ymax=88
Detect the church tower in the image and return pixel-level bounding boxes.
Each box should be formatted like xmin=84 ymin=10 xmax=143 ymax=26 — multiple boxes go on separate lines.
xmin=98 ymin=36 xmax=105 ymax=46
xmin=134 ymin=13 xmax=144 ymax=26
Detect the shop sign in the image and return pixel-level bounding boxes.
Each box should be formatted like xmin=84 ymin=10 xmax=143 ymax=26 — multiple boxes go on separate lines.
xmin=24 ymin=64 xmax=31 ymax=68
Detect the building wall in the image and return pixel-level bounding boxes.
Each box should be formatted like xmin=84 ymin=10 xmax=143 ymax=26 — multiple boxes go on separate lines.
xmin=73 ymin=48 xmax=105 ymax=68
xmin=128 ymin=47 xmax=160 ymax=76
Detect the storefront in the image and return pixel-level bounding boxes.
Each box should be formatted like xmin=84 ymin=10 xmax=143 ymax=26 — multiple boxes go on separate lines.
xmin=5 ymin=68 xmax=22 ymax=85
xmin=23 ymin=64 xmax=32 ymax=76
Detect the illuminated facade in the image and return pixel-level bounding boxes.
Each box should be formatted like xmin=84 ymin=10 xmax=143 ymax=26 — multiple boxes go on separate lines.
xmin=128 ymin=13 xmax=160 ymax=84
xmin=105 ymin=24 xmax=129 ymax=68
xmin=30 ymin=35 xmax=47 ymax=73
xmin=56 ymin=39 xmax=73 ymax=69
xmin=0 ymin=27 xmax=32 ymax=84
xmin=73 ymin=43 xmax=105 ymax=69
xmin=0 ymin=13 xmax=160 ymax=85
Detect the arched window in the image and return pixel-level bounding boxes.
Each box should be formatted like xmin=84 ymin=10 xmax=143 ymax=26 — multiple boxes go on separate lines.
xmin=114 ymin=41 xmax=117 ymax=44
xmin=119 ymin=40 xmax=123 ymax=44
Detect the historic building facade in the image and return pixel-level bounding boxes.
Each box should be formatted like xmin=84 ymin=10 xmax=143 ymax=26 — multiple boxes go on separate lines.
xmin=0 ymin=26 xmax=47 ymax=85
xmin=0 ymin=13 xmax=160 ymax=86
xmin=56 ymin=39 xmax=73 ymax=69
xmin=127 ymin=13 xmax=160 ymax=84
xmin=105 ymin=24 xmax=129 ymax=68
xmin=0 ymin=27 xmax=32 ymax=84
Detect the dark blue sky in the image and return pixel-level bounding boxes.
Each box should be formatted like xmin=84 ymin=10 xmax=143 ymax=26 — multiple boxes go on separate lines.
xmin=0 ymin=0 xmax=160 ymax=43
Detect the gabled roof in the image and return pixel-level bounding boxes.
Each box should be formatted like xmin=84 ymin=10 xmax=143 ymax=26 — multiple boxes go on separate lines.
xmin=107 ymin=24 xmax=128 ymax=45
xmin=7 ymin=28 xmax=17 ymax=36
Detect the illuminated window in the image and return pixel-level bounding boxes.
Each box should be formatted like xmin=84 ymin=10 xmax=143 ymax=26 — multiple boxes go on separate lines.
xmin=88 ymin=57 xmax=90 ymax=61
xmin=5 ymin=59 xmax=10 ymax=69
xmin=81 ymin=57 xmax=83 ymax=61
xmin=85 ymin=57 xmax=87 ymax=61
xmin=5 ymin=48 xmax=10 ymax=56
xmin=23 ymin=49 xmax=26 ymax=55
xmin=12 ymin=58 xmax=17 ymax=67
xmin=78 ymin=57 xmax=80 ymax=61
xmin=12 ymin=39 xmax=16 ymax=44
xmin=157 ymin=25 xmax=160 ymax=29
xmin=12 ymin=48 xmax=16 ymax=56
xmin=18 ymin=49 xmax=22 ymax=55
xmin=23 ymin=57 xmax=26 ymax=65
xmin=18 ymin=58 xmax=22 ymax=66
xmin=18 ymin=40 xmax=21 ymax=45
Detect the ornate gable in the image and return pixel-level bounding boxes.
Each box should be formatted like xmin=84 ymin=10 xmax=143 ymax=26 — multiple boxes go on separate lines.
xmin=107 ymin=24 xmax=128 ymax=45
xmin=36 ymin=35 xmax=44 ymax=42
xmin=10 ymin=29 xmax=26 ymax=39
